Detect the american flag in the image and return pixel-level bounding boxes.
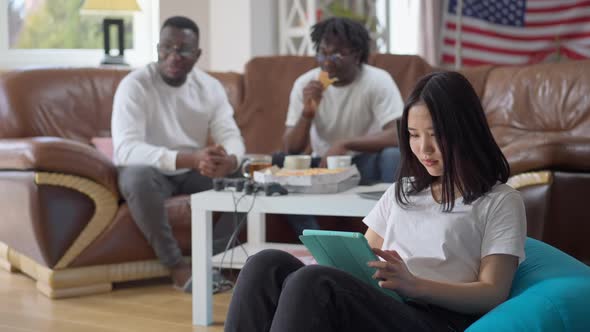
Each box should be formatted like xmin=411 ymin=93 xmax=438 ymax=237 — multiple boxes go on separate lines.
xmin=441 ymin=0 xmax=590 ymax=66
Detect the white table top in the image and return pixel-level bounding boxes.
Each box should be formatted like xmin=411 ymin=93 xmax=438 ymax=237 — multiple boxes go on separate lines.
xmin=191 ymin=182 xmax=390 ymax=217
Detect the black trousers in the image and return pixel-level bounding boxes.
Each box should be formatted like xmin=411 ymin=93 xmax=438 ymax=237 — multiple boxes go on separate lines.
xmin=225 ymin=250 xmax=479 ymax=332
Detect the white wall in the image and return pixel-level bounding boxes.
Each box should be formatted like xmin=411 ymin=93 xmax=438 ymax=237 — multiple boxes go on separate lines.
xmin=208 ymin=0 xmax=277 ymax=72
xmin=159 ymin=0 xmax=211 ymax=70
xmin=209 ymin=0 xmax=250 ymax=72
xmin=159 ymin=0 xmax=278 ymax=72
xmin=251 ymin=0 xmax=278 ymax=59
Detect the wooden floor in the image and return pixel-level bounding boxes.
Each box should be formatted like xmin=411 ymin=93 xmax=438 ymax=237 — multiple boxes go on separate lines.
xmin=0 ymin=268 xmax=232 ymax=332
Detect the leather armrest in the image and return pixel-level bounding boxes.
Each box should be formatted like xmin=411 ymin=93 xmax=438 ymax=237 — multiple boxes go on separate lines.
xmin=0 ymin=137 xmax=119 ymax=196
xmin=505 ymin=141 xmax=590 ymax=175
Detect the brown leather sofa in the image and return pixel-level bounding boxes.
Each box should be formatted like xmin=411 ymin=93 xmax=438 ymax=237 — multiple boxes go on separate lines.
xmin=0 ymin=55 xmax=588 ymax=298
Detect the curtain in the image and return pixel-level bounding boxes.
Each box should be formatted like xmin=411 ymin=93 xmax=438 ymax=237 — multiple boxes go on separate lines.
xmin=416 ymin=0 xmax=444 ymax=67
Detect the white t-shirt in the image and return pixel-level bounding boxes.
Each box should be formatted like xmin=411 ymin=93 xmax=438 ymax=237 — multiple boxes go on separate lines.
xmin=285 ymin=65 xmax=404 ymax=157
xmin=363 ymin=181 xmax=527 ymax=283
xmin=112 ymin=63 xmax=245 ymax=173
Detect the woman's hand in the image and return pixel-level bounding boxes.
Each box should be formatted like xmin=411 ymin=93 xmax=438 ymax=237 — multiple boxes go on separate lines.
xmin=370 ymin=250 xmax=520 ymax=314
xmin=368 ymin=248 xmax=420 ymax=298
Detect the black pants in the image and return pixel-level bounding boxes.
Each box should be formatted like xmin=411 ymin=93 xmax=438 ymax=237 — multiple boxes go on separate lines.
xmin=225 ymin=250 xmax=479 ymax=332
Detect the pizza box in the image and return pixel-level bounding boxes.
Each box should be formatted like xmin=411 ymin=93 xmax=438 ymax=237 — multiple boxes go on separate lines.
xmin=253 ymin=166 xmax=360 ymax=193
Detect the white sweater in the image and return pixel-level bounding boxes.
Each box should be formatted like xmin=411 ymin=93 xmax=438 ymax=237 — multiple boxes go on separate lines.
xmin=112 ymin=63 xmax=245 ymax=173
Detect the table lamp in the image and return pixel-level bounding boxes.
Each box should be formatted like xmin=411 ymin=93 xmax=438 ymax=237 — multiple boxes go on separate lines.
xmin=81 ymin=0 xmax=141 ymax=66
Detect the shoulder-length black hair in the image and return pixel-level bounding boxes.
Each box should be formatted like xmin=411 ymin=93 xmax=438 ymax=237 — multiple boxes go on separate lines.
xmin=395 ymin=71 xmax=510 ymax=212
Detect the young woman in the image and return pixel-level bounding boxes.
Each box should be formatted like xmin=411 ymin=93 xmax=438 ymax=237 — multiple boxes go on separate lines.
xmin=224 ymin=72 xmax=526 ymax=332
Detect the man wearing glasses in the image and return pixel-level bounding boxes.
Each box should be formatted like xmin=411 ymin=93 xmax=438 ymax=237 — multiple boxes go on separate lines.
xmin=111 ymin=16 xmax=245 ymax=292
xmin=282 ymin=17 xmax=404 ymax=234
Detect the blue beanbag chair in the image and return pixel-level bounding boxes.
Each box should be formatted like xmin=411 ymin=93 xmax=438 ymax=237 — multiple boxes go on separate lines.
xmin=467 ymin=238 xmax=590 ymax=332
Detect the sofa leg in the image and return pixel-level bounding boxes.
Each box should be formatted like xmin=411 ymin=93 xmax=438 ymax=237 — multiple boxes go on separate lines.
xmin=2 ymin=243 xmax=175 ymax=299
xmin=36 ymin=281 xmax=113 ymax=299
xmin=0 ymin=258 xmax=17 ymax=273
xmin=0 ymin=242 xmax=17 ymax=272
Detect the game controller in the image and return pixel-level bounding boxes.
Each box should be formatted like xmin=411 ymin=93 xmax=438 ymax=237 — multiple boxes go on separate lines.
xmin=264 ymin=182 xmax=289 ymax=196
xmin=212 ymin=178 xmax=247 ymax=192
xmin=213 ymin=178 xmax=288 ymax=196
xmin=244 ymin=181 xmax=288 ymax=196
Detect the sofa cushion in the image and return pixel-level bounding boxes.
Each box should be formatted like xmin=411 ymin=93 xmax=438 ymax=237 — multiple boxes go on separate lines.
xmin=208 ymin=71 xmax=244 ymax=112
xmin=483 ymin=60 xmax=590 ymax=174
xmin=235 ymin=56 xmax=317 ymax=154
xmin=0 ymin=68 xmax=129 ymax=141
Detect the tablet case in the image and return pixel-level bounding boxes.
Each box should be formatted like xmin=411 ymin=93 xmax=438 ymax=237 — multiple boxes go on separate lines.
xmin=299 ymin=229 xmax=403 ymax=302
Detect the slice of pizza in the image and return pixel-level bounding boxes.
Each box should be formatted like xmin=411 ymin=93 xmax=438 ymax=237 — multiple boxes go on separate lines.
xmin=318 ymin=71 xmax=338 ymax=90
xmin=276 ymin=168 xmax=345 ymax=177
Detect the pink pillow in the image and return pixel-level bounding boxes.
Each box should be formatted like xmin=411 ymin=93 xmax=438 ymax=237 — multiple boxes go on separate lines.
xmin=91 ymin=137 xmax=114 ymax=161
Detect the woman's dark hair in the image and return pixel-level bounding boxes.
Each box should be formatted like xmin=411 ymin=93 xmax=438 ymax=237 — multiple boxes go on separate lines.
xmin=310 ymin=17 xmax=370 ymax=64
xmin=161 ymin=16 xmax=199 ymax=39
xmin=395 ymin=71 xmax=510 ymax=212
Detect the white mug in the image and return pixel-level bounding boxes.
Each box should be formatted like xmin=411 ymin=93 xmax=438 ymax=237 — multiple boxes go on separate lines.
xmin=326 ymin=155 xmax=352 ymax=169
xmin=283 ymin=155 xmax=312 ymax=170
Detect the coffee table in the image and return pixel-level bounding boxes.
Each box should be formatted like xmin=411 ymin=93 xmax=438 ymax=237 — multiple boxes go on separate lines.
xmin=190 ymin=183 xmax=389 ymax=326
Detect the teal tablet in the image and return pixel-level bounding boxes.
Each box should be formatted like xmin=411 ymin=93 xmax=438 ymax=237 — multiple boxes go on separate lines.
xmin=299 ymin=229 xmax=403 ymax=302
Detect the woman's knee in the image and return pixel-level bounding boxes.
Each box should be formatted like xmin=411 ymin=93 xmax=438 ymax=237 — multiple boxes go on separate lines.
xmin=242 ymin=249 xmax=303 ymax=277
xmin=284 ymin=265 xmax=339 ymax=294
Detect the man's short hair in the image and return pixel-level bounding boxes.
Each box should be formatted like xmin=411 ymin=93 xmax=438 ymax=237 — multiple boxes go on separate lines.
xmin=310 ymin=17 xmax=370 ymax=64
xmin=161 ymin=16 xmax=199 ymax=39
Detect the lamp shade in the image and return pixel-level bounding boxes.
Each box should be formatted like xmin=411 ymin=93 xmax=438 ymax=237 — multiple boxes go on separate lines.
xmin=81 ymin=0 xmax=141 ymax=14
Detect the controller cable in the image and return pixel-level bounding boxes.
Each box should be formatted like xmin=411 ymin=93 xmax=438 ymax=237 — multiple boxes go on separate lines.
xmin=214 ymin=186 xmax=258 ymax=292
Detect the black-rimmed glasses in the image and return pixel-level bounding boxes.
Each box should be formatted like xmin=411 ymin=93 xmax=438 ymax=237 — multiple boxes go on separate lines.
xmin=157 ymin=44 xmax=197 ymax=59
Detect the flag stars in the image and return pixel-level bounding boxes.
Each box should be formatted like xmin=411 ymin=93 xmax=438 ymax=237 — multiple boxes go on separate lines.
xmin=449 ymin=0 xmax=525 ymax=26
xmin=442 ymin=0 xmax=589 ymax=67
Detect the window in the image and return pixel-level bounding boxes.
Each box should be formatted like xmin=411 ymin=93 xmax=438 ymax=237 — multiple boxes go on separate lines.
xmin=8 ymin=0 xmax=133 ymax=49
xmin=388 ymin=0 xmax=420 ymax=55
xmin=377 ymin=0 xmax=420 ymax=55
xmin=0 ymin=0 xmax=159 ymax=68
